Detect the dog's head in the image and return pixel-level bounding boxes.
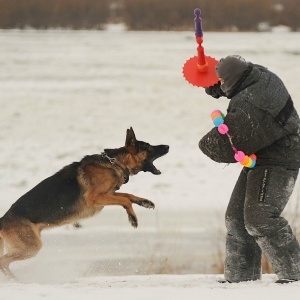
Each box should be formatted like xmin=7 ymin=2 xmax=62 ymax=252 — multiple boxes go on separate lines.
xmin=106 ymin=127 xmax=169 ymax=176
xmin=128 ymin=127 xmax=170 ymax=175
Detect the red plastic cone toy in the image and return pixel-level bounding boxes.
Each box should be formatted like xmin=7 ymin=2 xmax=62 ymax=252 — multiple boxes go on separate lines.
xmin=183 ymin=8 xmax=219 ymax=88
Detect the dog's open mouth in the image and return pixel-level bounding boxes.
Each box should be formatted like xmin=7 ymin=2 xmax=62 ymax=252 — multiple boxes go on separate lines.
xmin=143 ymin=160 xmax=161 ymax=175
xmin=143 ymin=145 xmax=169 ymax=175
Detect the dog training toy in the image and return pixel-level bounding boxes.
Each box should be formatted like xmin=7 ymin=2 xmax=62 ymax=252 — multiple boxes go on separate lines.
xmin=211 ymin=110 xmax=257 ymax=168
xmin=183 ymin=8 xmax=219 ymax=88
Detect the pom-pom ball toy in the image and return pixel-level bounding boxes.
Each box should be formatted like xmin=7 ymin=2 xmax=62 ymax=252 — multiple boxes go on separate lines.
xmin=211 ymin=110 xmax=257 ymax=168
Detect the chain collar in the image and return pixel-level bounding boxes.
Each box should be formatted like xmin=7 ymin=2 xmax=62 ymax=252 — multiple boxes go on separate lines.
xmin=101 ymin=152 xmax=130 ymax=184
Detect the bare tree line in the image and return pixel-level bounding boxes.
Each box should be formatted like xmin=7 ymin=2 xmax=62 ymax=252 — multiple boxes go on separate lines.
xmin=0 ymin=0 xmax=110 ymax=29
xmin=0 ymin=0 xmax=299 ymax=31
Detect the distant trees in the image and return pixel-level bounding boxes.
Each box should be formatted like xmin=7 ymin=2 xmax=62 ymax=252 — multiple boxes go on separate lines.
xmin=0 ymin=0 xmax=110 ymax=29
xmin=0 ymin=0 xmax=299 ymax=31
xmin=120 ymin=0 xmax=299 ymax=31
xmin=120 ymin=0 xmax=203 ymax=30
xmin=195 ymin=0 xmax=274 ymax=31
xmin=274 ymin=0 xmax=300 ymax=31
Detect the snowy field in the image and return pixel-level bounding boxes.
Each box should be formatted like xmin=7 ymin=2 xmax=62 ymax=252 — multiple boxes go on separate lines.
xmin=0 ymin=27 xmax=300 ymax=298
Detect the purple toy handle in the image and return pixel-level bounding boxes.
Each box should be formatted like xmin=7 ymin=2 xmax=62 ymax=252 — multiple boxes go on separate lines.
xmin=194 ymin=8 xmax=203 ymax=37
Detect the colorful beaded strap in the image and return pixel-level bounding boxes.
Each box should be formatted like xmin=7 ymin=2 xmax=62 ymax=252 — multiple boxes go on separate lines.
xmin=211 ymin=110 xmax=256 ymax=168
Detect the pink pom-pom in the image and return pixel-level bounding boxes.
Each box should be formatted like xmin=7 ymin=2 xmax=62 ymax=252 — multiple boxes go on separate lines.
xmin=234 ymin=151 xmax=245 ymax=162
xmin=218 ymin=124 xmax=228 ymax=134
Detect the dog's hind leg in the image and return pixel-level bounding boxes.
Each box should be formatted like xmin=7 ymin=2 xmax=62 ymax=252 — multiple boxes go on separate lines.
xmin=0 ymin=221 xmax=42 ymax=280
xmin=114 ymin=192 xmax=155 ymax=209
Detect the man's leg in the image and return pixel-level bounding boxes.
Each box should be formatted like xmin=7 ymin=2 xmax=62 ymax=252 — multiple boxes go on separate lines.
xmin=245 ymin=167 xmax=300 ymax=281
xmin=224 ymin=168 xmax=262 ymax=282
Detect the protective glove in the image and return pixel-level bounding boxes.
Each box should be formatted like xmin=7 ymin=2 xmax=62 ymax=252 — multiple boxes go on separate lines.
xmin=205 ymin=81 xmax=226 ymax=99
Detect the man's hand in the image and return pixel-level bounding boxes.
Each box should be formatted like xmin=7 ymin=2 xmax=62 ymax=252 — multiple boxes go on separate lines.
xmin=205 ymin=81 xmax=226 ymax=99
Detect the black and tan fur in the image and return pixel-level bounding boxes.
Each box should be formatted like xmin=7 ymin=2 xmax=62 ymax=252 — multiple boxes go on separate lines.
xmin=0 ymin=128 xmax=169 ymax=280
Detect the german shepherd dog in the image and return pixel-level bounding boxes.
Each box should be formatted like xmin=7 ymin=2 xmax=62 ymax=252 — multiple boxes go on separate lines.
xmin=0 ymin=127 xmax=169 ymax=280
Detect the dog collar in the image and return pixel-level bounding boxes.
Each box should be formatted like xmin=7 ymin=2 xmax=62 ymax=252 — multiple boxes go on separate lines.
xmin=101 ymin=152 xmax=130 ymax=184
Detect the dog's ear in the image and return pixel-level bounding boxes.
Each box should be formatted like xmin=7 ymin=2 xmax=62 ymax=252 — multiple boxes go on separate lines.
xmin=125 ymin=127 xmax=137 ymax=153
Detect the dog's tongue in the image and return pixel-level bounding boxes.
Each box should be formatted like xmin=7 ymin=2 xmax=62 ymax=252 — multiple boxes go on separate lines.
xmin=143 ymin=160 xmax=161 ymax=175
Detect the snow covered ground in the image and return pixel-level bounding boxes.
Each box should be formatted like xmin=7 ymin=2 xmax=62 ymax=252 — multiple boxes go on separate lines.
xmin=1 ymin=274 xmax=300 ymax=300
xmin=0 ymin=27 xmax=300 ymax=298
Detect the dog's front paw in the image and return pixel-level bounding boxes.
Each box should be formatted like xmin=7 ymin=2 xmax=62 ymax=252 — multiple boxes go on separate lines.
xmin=140 ymin=200 xmax=155 ymax=209
xmin=131 ymin=199 xmax=155 ymax=209
xmin=128 ymin=214 xmax=138 ymax=228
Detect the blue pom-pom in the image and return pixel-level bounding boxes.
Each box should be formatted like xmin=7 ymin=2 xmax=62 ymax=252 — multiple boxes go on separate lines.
xmin=213 ymin=116 xmax=224 ymax=127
